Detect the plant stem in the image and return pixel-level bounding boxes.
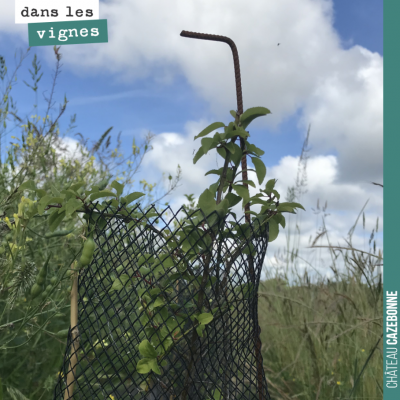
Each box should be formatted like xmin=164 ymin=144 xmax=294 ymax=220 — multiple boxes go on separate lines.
xmin=63 ymin=266 xmax=79 ymax=400
xmin=216 ymin=146 xmax=232 ymax=204
xmin=180 ymin=251 xmax=212 ymax=400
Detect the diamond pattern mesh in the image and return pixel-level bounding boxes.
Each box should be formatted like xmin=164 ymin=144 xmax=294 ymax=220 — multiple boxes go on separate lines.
xmin=54 ymin=203 xmax=271 ymax=399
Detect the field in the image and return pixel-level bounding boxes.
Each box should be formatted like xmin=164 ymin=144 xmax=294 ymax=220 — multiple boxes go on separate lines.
xmin=258 ymin=215 xmax=383 ymax=399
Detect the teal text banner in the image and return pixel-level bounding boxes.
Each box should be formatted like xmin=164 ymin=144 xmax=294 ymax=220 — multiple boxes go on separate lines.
xmin=384 ymin=1 xmax=399 ymax=399
xmin=28 ymin=19 xmax=108 ymax=46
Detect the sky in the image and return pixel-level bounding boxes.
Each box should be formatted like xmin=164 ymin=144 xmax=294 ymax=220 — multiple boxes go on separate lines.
xmin=0 ymin=0 xmax=383 ymax=283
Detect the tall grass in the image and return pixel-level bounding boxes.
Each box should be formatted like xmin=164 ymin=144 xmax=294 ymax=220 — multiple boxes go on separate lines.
xmin=258 ymin=131 xmax=383 ymax=399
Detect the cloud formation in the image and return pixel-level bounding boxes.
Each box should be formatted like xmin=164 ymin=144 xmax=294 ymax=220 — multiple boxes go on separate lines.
xmin=1 ymin=0 xmax=382 ymax=184
xmin=140 ymin=118 xmax=383 ymax=252
xmin=1 ymin=0 xmax=382 ymax=281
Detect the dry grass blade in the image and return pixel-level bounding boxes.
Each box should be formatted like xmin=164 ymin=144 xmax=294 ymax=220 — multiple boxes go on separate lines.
xmin=347 ymin=334 xmax=383 ymax=398
xmin=259 ymin=292 xmax=322 ymax=315
xmin=307 ymin=245 xmax=382 ymax=259
xmin=326 ymin=318 xmax=382 ymax=343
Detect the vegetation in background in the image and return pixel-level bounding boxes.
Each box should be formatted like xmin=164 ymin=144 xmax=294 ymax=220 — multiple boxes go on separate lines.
xmin=0 ymin=47 xmax=180 ymax=399
xmin=258 ymin=130 xmax=383 ymax=399
xmin=0 ymin=46 xmax=383 ymax=400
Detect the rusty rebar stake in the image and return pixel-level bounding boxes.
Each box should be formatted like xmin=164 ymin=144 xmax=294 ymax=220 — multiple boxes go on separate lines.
xmin=180 ymin=30 xmax=251 ymax=220
xmin=180 ymin=30 xmax=266 ymax=400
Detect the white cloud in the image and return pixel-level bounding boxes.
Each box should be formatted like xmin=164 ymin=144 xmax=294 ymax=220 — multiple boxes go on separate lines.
xmin=140 ymin=119 xmax=218 ymax=207
xmin=0 ymin=4 xmax=25 ymax=38
xmin=1 ymin=0 xmax=382 ymax=282
xmin=6 ymin=0 xmax=378 ymax=184
xmin=299 ymin=46 xmax=383 ymax=184
xmin=1 ymin=0 xmax=382 ymax=184
xmin=140 ymin=117 xmax=382 ymax=283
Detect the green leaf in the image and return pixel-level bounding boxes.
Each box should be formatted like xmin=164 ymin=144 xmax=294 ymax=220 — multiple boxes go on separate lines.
xmin=209 ymin=182 xmax=220 ymax=196
xmin=86 ymin=186 xmax=100 ymax=197
xmin=124 ymin=192 xmax=145 ymax=205
xmin=235 ymin=180 xmax=256 ymax=188
xmin=251 ymin=157 xmax=266 ymax=185
xmin=137 ymin=254 xmax=154 ymax=267
xmin=243 ymin=242 xmax=256 ymax=256
xmin=216 ymin=198 xmax=229 ymax=217
xmin=268 ymin=218 xmax=279 ymax=242
xmin=278 ymin=201 xmax=305 ymax=211
xmin=235 ymin=127 xmax=250 ymax=139
xmin=213 ymin=388 xmax=222 ymax=400
xmin=152 ymin=297 xmax=165 ymax=308
xmin=226 ymin=169 xmax=234 ymax=183
xmin=149 ymin=288 xmax=162 ymax=297
xmin=240 ymin=106 xmax=271 ymax=129
xmin=224 ymin=129 xmax=236 ymax=141
xmin=272 ymin=189 xmax=280 ymax=200
xmin=111 ymin=274 xmax=130 ymax=291
xmin=225 ymin=193 xmax=241 ymax=207
xmin=90 ymin=213 xmax=107 ymax=230
xmin=35 ymin=189 xmax=47 ymax=198
xmin=51 ymin=185 xmax=61 ymax=197
xmin=230 ymin=110 xmax=237 ymax=118
xmin=158 ymin=335 xmax=173 ymax=353
xmin=37 ymin=196 xmax=49 ymax=215
xmin=250 ymin=197 xmax=270 ymax=207
xmin=205 ymin=168 xmax=223 ymax=176
xmin=48 ymin=210 xmax=66 ymax=232
xmin=196 ymin=325 xmax=206 ymax=337
xmin=44 ymin=229 xmax=74 ymax=239
xmin=229 ymin=143 xmax=243 ymax=166
xmin=111 ymin=180 xmax=124 ymax=197
xmin=212 ymin=130 xmax=222 ymax=143
xmin=193 ymin=147 xmax=205 ymax=164
xmin=41 ymin=196 xmax=64 ymax=209
xmin=204 ymin=213 xmax=219 ymax=229
xmin=276 ymin=205 xmax=295 ymax=213
xmin=60 ymin=190 xmax=77 ymax=200
xmin=25 ymin=202 xmax=38 ymax=219
xmin=136 ymin=358 xmax=161 ymax=375
xmin=139 ymin=339 xmax=158 ymax=358
xmin=274 ymin=213 xmax=286 ymax=228
xmin=17 ymin=180 xmax=36 ymax=192
xmin=224 ymin=141 xmax=236 ymax=154
xmin=265 ymin=179 xmax=276 ymax=191
xmin=69 ymin=182 xmax=85 ymax=192
xmin=194 ymin=122 xmax=225 ymax=140
xmin=198 ymin=189 xmax=216 ymax=217
xmin=152 ymin=254 xmax=174 ymax=271
xmin=196 ymin=313 xmax=214 ymax=325
xmin=97 ymin=178 xmax=110 ymax=191
xmin=150 ymin=358 xmax=162 ymax=375
xmin=216 ymin=146 xmax=227 ymax=159
xmin=232 ymin=185 xmax=250 ymax=207
xmin=246 ymin=143 xmax=265 ymax=156
xmin=65 ymin=198 xmax=82 ymax=217
xmin=201 ymin=137 xmax=218 ymax=154
xmin=89 ymin=190 xmax=116 ymax=202
xmin=139 ymin=266 xmax=151 ymax=276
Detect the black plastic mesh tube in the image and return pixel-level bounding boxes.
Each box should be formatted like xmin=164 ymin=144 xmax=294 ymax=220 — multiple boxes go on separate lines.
xmin=54 ymin=203 xmax=271 ymax=400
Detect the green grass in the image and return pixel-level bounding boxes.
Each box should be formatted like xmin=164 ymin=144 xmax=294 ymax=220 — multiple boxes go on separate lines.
xmin=1 ymin=124 xmax=382 ymax=399
xmin=258 ymin=209 xmax=382 ymax=399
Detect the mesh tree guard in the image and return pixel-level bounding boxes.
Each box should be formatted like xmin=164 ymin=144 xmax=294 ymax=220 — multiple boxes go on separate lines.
xmin=54 ymin=202 xmax=271 ymax=399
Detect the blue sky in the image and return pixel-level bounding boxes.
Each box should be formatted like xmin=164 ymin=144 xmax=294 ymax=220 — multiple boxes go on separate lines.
xmin=0 ymin=0 xmax=383 ymax=280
